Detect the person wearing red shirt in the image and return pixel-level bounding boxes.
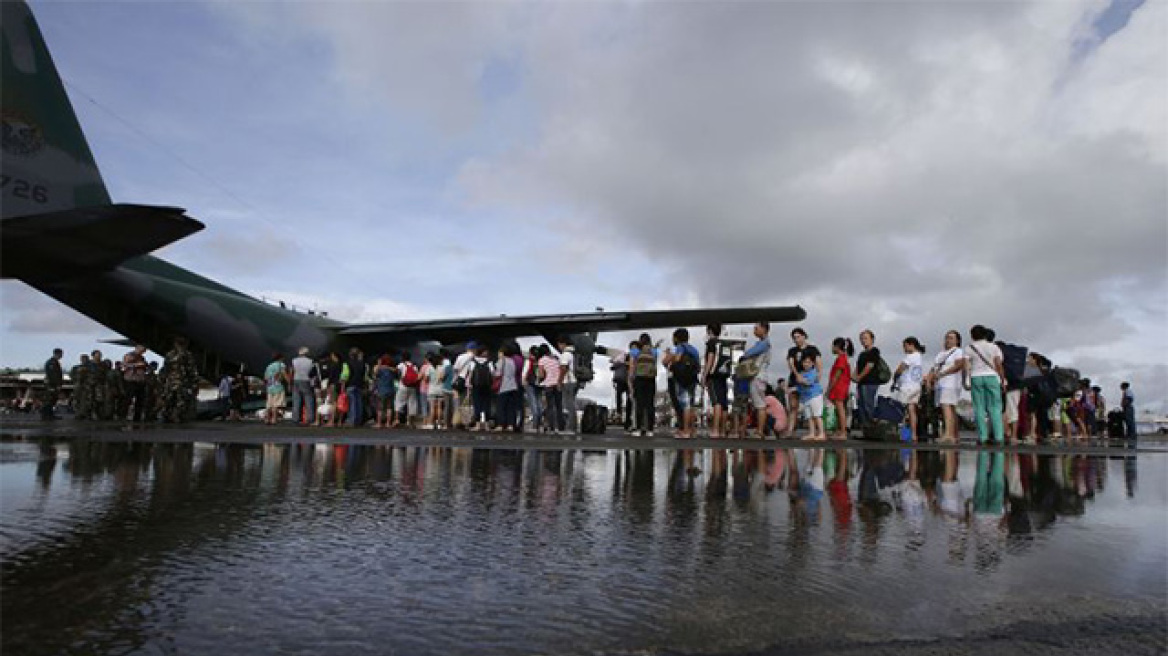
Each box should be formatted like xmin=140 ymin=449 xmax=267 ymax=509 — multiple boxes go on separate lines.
xmin=827 ymin=337 xmax=854 ymax=440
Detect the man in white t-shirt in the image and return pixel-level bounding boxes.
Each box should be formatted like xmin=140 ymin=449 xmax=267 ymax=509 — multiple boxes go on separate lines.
xmin=451 ymin=342 xmax=477 ymax=427
xmin=557 ymin=336 xmax=578 ymax=433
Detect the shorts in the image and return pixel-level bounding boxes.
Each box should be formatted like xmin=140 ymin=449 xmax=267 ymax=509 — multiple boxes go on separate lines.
xmin=749 ymin=377 xmax=767 ymax=410
xmin=676 ymin=384 xmax=697 ymax=410
xmin=1004 ymin=390 xmax=1021 ymax=423
xmin=266 ymin=390 xmax=285 ymax=410
xmin=896 ymin=385 xmax=921 ymax=406
xmin=801 ymin=394 xmax=824 ymax=420
xmin=395 ymin=386 xmax=419 ymax=415
xmin=732 ymin=389 xmax=751 ymax=413
xmin=375 ymin=393 xmax=393 ymax=414
xmin=707 ymin=376 xmax=729 ymax=409
xmin=936 ymin=386 xmax=960 ymax=407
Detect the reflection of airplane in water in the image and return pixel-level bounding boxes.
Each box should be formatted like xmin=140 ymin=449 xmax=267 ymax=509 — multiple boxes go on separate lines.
xmin=0 ymin=1 xmax=804 ymax=380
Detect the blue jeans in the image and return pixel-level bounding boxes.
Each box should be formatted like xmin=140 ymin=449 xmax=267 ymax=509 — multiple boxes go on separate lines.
xmin=498 ymin=389 xmax=522 ymax=429
xmin=471 ymin=388 xmax=492 ymax=425
xmin=1124 ymin=407 xmax=1137 ymax=440
xmin=543 ymin=387 xmax=564 ymax=431
xmin=856 ymin=384 xmax=879 ymax=426
xmin=347 ymin=386 xmax=364 ymax=427
xmin=526 ymin=384 xmax=543 ymax=429
xmin=562 ymin=382 xmax=578 ymax=432
xmin=292 ymin=380 xmax=316 ymax=424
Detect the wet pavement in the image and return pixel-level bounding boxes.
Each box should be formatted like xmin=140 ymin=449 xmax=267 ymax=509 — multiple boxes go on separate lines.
xmin=1 ymin=433 xmax=1165 ymax=655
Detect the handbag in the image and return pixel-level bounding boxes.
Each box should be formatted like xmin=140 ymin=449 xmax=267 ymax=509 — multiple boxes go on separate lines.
xmin=734 ymin=357 xmax=761 ymax=380
xmin=336 ymin=390 xmax=350 ymax=414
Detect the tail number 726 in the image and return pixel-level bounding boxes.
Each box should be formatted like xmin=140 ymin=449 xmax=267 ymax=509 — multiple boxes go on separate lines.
xmin=1 ymin=176 xmax=49 ymax=203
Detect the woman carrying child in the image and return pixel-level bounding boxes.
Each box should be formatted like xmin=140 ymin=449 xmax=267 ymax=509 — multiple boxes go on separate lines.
xmin=798 ymin=354 xmax=826 ymax=441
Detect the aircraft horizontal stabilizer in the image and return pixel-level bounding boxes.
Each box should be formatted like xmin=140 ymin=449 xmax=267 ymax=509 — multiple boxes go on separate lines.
xmin=1 ymin=204 xmax=203 ymax=281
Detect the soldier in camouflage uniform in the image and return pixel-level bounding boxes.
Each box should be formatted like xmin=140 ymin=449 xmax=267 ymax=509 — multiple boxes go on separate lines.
xmin=90 ymin=355 xmax=110 ymax=420
xmin=160 ymin=337 xmax=199 ymax=423
xmin=107 ymin=361 xmax=126 ymax=420
xmin=144 ymin=362 xmax=162 ymax=422
xmin=71 ymin=354 xmax=91 ymax=419
xmin=41 ymin=348 xmax=64 ymax=420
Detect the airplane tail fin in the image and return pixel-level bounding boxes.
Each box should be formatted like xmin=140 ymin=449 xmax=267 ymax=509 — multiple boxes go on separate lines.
xmin=1 ymin=1 xmax=204 ymax=280
xmin=2 ymin=0 xmax=112 ymax=219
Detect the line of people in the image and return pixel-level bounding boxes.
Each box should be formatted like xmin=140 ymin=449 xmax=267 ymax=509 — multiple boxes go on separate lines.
xmin=261 ymin=336 xmax=589 ymax=433
xmin=611 ymin=322 xmax=1136 ymax=444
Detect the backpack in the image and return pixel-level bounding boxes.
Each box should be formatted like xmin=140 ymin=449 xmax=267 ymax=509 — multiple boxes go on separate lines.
xmin=573 ymin=357 xmax=593 ymax=384
xmin=712 ymin=344 xmax=732 ymax=378
xmin=471 ymin=360 xmax=493 ymax=392
xmin=401 ymin=363 xmax=420 ymax=388
xmin=1051 ymin=367 xmax=1080 ymax=398
xmin=634 ymin=350 xmax=657 ymax=379
xmin=671 ymin=346 xmax=699 ymax=386
xmin=999 ymin=342 xmax=1028 ymax=387
xmin=874 ymin=356 xmax=892 ymax=384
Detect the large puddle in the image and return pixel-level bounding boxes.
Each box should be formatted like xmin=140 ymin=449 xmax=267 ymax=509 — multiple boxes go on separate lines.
xmin=2 ymin=440 xmax=1165 ymax=655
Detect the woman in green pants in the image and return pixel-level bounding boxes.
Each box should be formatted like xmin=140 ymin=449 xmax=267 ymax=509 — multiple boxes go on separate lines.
xmin=964 ymin=325 xmax=1007 ymax=444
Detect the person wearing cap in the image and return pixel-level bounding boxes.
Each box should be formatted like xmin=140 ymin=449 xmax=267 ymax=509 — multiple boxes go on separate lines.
xmin=290 ymin=346 xmax=317 ymax=426
xmin=452 ymin=341 xmax=478 ymax=428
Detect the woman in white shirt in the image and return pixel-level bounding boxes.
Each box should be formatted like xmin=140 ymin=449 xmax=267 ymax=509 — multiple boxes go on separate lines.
xmin=964 ymin=324 xmax=1007 ymax=444
xmin=893 ymin=337 xmax=926 ymax=443
xmin=926 ymin=330 xmax=965 ymax=443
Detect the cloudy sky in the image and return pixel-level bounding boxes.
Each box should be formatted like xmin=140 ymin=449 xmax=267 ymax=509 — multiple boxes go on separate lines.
xmin=2 ymin=0 xmax=1165 ymax=411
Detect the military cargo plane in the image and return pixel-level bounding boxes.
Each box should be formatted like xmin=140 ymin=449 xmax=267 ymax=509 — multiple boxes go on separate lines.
xmin=1 ymin=1 xmax=804 ymax=381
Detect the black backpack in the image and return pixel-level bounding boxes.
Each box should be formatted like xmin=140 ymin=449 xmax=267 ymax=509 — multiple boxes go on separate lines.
xmin=999 ymin=342 xmax=1028 ymax=387
xmin=471 ymin=360 xmax=493 ymax=392
xmin=671 ymin=346 xmax=699 ymax=387
xmin=1051 ymin=367 xmax=1080 ymax=398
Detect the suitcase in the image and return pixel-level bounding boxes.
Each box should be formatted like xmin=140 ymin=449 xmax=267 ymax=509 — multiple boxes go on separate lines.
xmin=1107 ymin=410 xmax=1126 ymax=439
xmin=873 ymin=396 xmax=906 ymax=424
xmin=581 ymin=404 xmax=608 ymax=434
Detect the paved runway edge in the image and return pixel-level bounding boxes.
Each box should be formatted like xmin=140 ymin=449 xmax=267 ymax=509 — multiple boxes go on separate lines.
xmin=2 ymin=419 xmax=1163 ymax=455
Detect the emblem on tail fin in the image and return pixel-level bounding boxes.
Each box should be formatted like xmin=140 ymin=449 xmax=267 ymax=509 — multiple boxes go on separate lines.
xmin=2 ymin=111 xmax=45 ymax=158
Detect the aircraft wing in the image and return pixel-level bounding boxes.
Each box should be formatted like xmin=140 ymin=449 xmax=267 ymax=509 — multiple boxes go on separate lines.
xmin=1 ymin=204 xmax=203 ymax=281
xmin=337 ymin=305 xmax=806 ymax=345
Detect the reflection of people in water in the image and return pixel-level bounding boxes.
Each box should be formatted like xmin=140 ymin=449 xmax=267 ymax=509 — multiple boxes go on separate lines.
xmin=706 ymin=450 xmax=729 ymax=502
xmin=763 ymin=449 xmax=786 ymax=492
xmin=1124 ymin=456 xmax=1137 ymax=499
xmin=791 ymin=448 xmax=826 ymax=523
xmin=895 ymin=450 xmax=927 ymax=534
xmin=826 ymin=449 xmax=853 ymax=532
xmin=937 ymin=449 xmax=964 ymax=519
xmin=970 ymin=451 xmax=1007 ymax=571
xmin=971 ymin=452 xmax=1006 ymax=518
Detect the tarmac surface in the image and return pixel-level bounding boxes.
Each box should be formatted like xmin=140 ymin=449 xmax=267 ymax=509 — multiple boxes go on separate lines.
xmin=2 ymin=417 xmax=1162 ymax=455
